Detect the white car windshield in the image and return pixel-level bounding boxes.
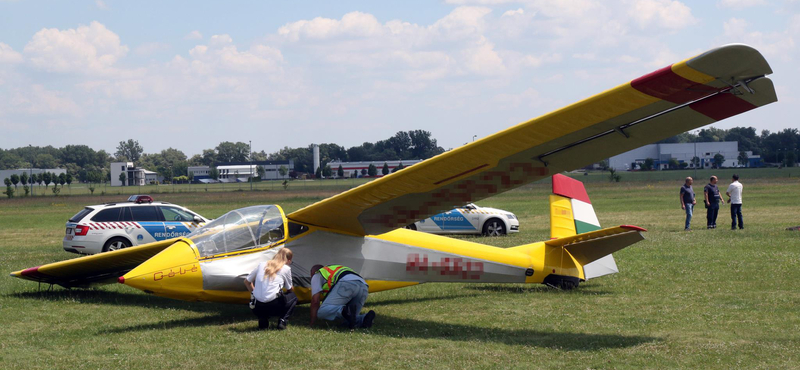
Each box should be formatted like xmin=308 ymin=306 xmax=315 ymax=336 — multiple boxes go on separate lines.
xmin=188 ymin=205 xmax=284 ymax=257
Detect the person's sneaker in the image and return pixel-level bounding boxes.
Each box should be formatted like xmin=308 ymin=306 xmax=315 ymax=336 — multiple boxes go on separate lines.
xmin=362 ymin=310 xmax=376 ymax=329
xmin=341 ymin=305 xmax=356 ymax=329
xmin=684 ymin=228 xmax=691 ymax=232
xmin=276 ymin=319 xmax=287 ymax=330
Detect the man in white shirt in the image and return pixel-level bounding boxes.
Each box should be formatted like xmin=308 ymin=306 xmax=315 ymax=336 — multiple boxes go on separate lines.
xmin=726 ymin=174 xmax=744 ymax=230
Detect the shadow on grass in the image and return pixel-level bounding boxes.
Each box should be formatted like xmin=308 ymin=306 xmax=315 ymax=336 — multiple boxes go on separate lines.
xmin=100 ymin=305 xmax=656 ymax=350
xmin=8 ymin=289 xmax=237 ymax=314
xmin=466 ymin=284 xmax=613 ymax=295
xmin=367 ymin=293 xmax=480 ymax=307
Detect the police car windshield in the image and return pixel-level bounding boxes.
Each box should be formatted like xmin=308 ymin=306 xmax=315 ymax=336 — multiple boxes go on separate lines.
xmin=188 ymin=205 xmax=284 ymax=257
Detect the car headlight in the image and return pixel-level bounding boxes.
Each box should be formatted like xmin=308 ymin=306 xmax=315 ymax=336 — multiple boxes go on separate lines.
xmin=505 ymin=214 xmax=516 ymax=220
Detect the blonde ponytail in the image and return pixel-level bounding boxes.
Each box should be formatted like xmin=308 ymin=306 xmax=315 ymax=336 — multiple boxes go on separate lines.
xmin=264 ymin=248 xmax=293 ymax=279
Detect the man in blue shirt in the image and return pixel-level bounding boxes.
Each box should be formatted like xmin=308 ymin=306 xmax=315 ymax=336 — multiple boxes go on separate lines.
xmin=679 ymin=177 xmax=696 ymax=231
xmin=704 ymin=175 xmax=725 ymax=229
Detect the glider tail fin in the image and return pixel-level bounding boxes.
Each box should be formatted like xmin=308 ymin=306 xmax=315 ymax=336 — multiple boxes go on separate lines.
xmin=549 ymin=174 xmax=619 ymax=280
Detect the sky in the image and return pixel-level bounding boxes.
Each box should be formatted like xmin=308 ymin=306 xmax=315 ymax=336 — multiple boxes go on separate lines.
xmin=0 ymin=0 xmax=798 ymax=157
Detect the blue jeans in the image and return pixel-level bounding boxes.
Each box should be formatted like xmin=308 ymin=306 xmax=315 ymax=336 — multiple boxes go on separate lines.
xmin=731 ymin=204 xmax=743 ymax=229
xmin=317 ymin=280 xmax=369 ymax=327
xmin=684 ymin=203 xmax=693 ymax=230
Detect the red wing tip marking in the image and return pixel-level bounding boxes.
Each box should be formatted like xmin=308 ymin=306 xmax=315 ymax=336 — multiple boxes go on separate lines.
xmin=20 ymin=266 xmax=41 ymax=277
xmin=620 ymin=225 xmax=647 ymax=232
xmin=118 ymin=276 xmax=125 ymax=284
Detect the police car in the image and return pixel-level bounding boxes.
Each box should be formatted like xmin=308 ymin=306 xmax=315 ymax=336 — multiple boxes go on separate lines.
xmin=63 ymin=195 xmax=210 ymax=254
xmin=407 ymin=204 xmax=519 ymax=236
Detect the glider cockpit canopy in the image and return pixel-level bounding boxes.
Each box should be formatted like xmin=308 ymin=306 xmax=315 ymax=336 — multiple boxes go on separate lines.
xmin=189 ymin=205 xmax=286 ymax=257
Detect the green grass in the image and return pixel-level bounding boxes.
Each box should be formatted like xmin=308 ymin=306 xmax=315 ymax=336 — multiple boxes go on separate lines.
xmin=1 ymin=176 xmax=800 ymax=369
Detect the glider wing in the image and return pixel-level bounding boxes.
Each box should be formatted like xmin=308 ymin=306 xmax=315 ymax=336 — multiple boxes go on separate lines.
xmin=287 ymin=44 xmax=776 ymax=236
xmin=9 ymin=239 xmax=177 ymax=288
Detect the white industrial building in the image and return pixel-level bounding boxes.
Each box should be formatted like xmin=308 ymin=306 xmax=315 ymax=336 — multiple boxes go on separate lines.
xmin=111 ymin=162 xmax=158 ymax=186
xmin=608 ymin=142 xmax=760 ymax=171
xmin=189 ymin=160 xmax=294 ymax=183
xmin=327 ymin=159 xmax=422 ymax=178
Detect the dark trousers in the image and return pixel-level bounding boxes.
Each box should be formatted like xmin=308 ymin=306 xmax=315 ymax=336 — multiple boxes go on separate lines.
xmin=251 ymin=291 xmax=297 ymax=329
xmin=731 ymin=204 xmax=743 ymax=229
xmin=706 ymin=203 xmax=719 ymax=228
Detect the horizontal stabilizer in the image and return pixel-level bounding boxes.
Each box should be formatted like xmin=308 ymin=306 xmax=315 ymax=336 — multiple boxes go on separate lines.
xmin=546 ymin=225 xmax=646 ymax=266
xmin=9 ymin=238 xmax=178 ymax=288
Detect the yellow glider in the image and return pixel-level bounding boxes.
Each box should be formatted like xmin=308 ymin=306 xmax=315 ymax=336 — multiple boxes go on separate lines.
xmin=11 ymin=44 xmax=777 ymax=304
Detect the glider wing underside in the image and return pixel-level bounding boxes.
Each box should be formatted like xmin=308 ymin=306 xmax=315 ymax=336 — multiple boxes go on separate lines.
xmin=288 ymin=44 xmax=777 ymax=236
xmin=9 ymin=239 xmax=177 ymax=287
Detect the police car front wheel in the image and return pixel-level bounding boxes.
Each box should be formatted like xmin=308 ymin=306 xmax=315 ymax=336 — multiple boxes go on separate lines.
xmin=103 ymin=237 xmax=131 ymax=252
xmin=482 ymin=218 xmax=506 ymax=237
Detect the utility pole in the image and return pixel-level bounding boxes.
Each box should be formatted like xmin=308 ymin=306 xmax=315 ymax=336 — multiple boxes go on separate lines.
xmin=29 ymin=144 xmax=33 ymax=196
xmin=249 ymin=140 xmax=253 ymax=191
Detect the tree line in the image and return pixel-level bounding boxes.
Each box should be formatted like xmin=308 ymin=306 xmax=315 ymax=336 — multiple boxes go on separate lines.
xmin=0 ymin=130 xmax=445 ymax=185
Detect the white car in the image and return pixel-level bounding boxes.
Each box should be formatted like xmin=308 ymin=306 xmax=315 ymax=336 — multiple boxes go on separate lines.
xmin=63 ymin=195 xmax=210 ymax=254
xmin=407 ymin=203 xmax=519 ymax=236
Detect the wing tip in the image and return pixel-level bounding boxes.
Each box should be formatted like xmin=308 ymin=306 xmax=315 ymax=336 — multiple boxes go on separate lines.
xmin=620 ymin=225 xmax=647 ymax=232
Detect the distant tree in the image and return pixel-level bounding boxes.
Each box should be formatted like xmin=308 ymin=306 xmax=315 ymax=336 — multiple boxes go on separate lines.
xmin=23 ymin=185 xmax=29 ymax=197
xmin=642 ymin=158 xmax=654 ymax=171
xmin=608 ymin=167 xmax=621 ymax=182
xmin=680 ymin=162 xmax=689 ymax=169
xmin=215 ymin=141 xmax=250 ymax=163
xmin=786 ymin=150 xmax=797 ymax=167
xmin=187 ymin=171 xmax=194 ymax=183
xmin=393 ymin=163 xmax=405 ymax=173
xmin=713 ymin=153 xmax=725 ymax=169
xmin=10 ymin=174 xmax=19 ymax=189
xmin=210 ymin=167 xmax=219 ymax=180
xmin=42 ymin=172 xmax=52 ymax=189
xmin=361 ymin=168 xmax=367 ymax=177
xmin=598 ymin=160 xmax=609 ymax=171
xmin=667 ymin=158 xmax=680 ymax=170
xmin=367 ymin=163 xmax=377 ymax=177
xmin=65 ymin=173 xmax=72 ymax=187
xmin=3 ymin=185 xmax=13 ymax=198
xmin=58 ymin=173 xmax=66 ymax=187
xmin=256 ymin=165 xmax=265 ymax=179
xmin=322 ymin=165 xmax=332 ymax=178
xmin=119 ymin=172 xmax=127 ymax=186
xmin=288 ymin=170 xmax=298 ymax=179
xmin=20 ymin=172 xmax=28 ymax=187
xmin=691 ymin=156 xmax=700 ymax=168
xmin=314 ymin=166 xmax=322 ymax=179
xmin=382 ymin=162 xmax=390 ymax=176
xmin=278 ymin=165 xmax=288 ymax=178
xmin=738 ymin=151 xmax=749 ymax=167
xmin=115 ymin=139 xmax=143 ymax=163
xmin=3 ymin=178 xmax=10 ymax=187
xmin=337 ymin=165 xmax=344 ymax=178
xmin=630 ymin=162 xmax=637 ymax=170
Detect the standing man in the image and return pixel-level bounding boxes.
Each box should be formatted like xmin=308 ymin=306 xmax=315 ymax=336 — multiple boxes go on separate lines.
xmin=727 ymin=174 xmax=744 ymax=230
xmin=309 ymin=264 xmax=376 ymax=329
xmin=704 ymin=175 xmax=725 ymax=229
xmin=680 ymin=177 xmax=696 ymax=231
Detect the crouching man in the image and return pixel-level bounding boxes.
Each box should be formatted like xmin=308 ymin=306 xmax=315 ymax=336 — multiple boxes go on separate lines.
xmin=309 ymin=264 xmax=376 ymax=329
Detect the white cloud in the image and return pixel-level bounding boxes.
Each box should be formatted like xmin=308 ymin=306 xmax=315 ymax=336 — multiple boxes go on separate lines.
xmin=184 ymin=30 xmax=203 ymax=40
xmin=718 ymin=0 xmax=766 ymax=9
xmin=95 ymin=0 xmax=108 ymax=10
xmin=9 ymin=85 xmax=82 ymax=117
xmin=721 ymin=17 xmax=795 ymax=62
xmin=134 ymin=42 xmax=171 ymax=56
xmin=23 ymin=21 xmax=129 ymax=74
xmin=188 ymin=34 xmax=284 ymax=74
xmin=629 ymin=0 xmax=697 ymax=30
xmin=0 ymin=43 xmax=23 ymax=64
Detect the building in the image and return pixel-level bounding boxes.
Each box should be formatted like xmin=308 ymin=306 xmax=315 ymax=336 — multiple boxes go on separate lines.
xmin=111 ymin=162 xmax=158 ymax=186
xmin=608 ymin=142 xmax=761 ymax=171
xmin=327 ymin=159 xmax=422 ymax=178
xmin=189 ymin=160 xmax=294 ymax=183
xmin=0 ymin=168 xmax=67 ymax=185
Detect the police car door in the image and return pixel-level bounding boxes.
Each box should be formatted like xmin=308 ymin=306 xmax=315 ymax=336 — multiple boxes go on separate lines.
xmin=158 ymin=206 xmax=195 ymax=239
xmin=441 ymin=208 xmax=478 ymax=234
xmin=127 ymin=206 xmax=166 ymax=243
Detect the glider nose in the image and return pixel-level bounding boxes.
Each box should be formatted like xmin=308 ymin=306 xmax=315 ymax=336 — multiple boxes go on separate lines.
xmin=121 ymin=239 xmax=203 ymax=301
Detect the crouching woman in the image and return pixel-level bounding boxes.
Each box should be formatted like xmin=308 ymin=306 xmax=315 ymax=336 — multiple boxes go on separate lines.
xmin=244 ymin=248 xmax=297 ymax=330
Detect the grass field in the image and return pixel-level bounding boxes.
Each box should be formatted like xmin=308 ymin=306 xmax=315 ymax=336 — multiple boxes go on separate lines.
xmin=1 ymin=174 xmax=799 ymax=369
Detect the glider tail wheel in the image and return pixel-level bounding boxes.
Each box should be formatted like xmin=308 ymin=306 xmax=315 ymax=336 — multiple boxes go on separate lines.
xmin=543 ymin=275 xmax=581 ymax=290
xmin=103 ymin=237 xmax=131 ymax=252
xmin=482 ymin=218 xmax=506 ymax=236
xmin=406 ymin=224 xmax=417 ymax=231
